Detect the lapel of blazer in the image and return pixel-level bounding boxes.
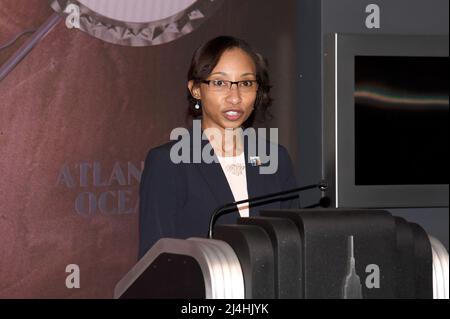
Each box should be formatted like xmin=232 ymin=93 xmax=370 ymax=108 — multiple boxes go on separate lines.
xmin=190 ymin=125 xmax=266 ymax=217
xmin=244 ymin=133 xmax=266 ymax=217
xmin=192 ymin=128 xmax=236 ymax=211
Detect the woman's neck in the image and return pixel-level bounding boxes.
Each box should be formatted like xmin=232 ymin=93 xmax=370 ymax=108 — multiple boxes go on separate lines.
xmin=202 ymin=124 xmax=244 ymax=157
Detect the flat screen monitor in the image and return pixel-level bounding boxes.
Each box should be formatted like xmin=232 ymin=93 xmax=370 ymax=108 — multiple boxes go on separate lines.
xmin=323 ymin=33 xmax=449 ymax=208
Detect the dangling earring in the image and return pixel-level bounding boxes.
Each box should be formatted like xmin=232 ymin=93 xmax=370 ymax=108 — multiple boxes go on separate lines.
xmin=194 ymin=100 xmax=201 ymax=110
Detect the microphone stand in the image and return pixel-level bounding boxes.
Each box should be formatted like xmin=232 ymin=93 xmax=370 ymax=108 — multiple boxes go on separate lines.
xmin=207 ymin=182 xmax=328 ymax=239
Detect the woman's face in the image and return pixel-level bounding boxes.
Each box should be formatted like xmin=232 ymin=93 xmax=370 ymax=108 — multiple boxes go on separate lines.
xmin=189 ymin=48 xmax=257 ymax=132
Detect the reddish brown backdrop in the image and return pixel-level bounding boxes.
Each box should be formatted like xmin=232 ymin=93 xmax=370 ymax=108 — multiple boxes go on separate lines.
xmin=0 ymin=0 xmax=297 ymax=298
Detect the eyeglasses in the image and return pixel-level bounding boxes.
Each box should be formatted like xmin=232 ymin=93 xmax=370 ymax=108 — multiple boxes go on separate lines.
xmin=201 ymin=79 xmax=259 ymax=93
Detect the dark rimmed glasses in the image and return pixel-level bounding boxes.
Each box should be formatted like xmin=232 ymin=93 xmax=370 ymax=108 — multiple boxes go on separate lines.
xmin=201 ymin=79 xmax=259 ymax=93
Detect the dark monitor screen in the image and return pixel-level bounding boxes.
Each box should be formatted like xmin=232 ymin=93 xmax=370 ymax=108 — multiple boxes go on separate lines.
xmin=355 ymin=56 xmax=449 ymax=186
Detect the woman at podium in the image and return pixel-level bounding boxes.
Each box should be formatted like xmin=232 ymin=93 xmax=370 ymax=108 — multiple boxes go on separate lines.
xmin=138 ymin=36 xmax=299 ymax=259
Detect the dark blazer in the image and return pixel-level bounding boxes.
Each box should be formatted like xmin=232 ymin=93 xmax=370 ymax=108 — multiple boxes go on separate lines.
xmin=138 ymin=128 xmax=299 ymax=258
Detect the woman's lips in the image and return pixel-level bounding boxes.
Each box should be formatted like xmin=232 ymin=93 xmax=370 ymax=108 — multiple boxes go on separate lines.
xmin=223 ymin=109 xmax=244 ymax=121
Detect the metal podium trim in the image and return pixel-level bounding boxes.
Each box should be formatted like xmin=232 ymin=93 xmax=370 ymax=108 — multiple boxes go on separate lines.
xmin=114 ymin=238 xmax=244 ymax=299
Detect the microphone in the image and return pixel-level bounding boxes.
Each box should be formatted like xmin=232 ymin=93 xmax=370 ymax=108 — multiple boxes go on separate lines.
xmin=207 ymin=181 xmax=329 ymax=239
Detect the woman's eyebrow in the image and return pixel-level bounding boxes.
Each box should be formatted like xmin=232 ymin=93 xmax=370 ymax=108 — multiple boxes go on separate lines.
xmin=209 ymin=72 xmax=256 ymax=77
xmin=210 ymin=72 xmax=228 ymax=76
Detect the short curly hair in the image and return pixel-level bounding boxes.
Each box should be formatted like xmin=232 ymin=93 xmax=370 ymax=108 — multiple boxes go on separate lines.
xmin=187 ymin=36 xmax=273 ymax=126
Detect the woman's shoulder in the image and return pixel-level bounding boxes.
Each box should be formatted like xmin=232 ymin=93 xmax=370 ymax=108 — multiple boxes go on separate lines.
xmin=273 ymin=142 xmax=294 ymax=175
xmin=146 ymin=139 xmax=178 ymax=155
xmin=143 ymin=139 xmax=180 ymax=168
xmin=144 ymin=127 xmax=195 ymax=160
xmin=276 ymin=142 xmax=290 ymax=156
xmin=256 ymin=136 xmax=292 ymax=160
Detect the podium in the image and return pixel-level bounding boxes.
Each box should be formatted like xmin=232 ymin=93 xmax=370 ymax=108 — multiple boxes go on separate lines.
xmin=114 ymin=209 xmax=449 ymax=299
